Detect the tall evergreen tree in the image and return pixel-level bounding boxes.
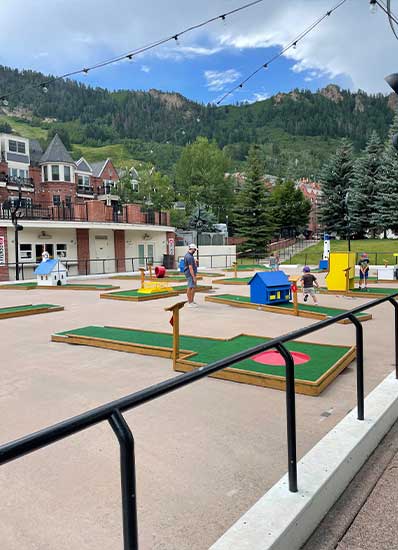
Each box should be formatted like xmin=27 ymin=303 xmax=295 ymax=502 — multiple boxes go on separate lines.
xmin=348 ymin=131 xmax=383 ymax=238
xmin=373 ymin=109 xmax=398 ymax=236
xmin=233 ymin=145 xmax=276 ymax=254
xmin=320 ymin=139 xmax=355 ymax=237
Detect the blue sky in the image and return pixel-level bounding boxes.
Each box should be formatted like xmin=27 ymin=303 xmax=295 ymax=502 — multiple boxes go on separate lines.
xmin=1 ymin=0 xmax=397 ymax=104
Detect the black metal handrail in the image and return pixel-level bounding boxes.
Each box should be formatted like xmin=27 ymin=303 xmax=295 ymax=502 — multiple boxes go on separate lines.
xmin=1 ymin=292 xmax=398 ymax=549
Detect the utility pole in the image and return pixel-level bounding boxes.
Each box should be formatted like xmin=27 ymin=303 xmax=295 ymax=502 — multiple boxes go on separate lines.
xmin=10 ymin=183 xmax=23 ymax=280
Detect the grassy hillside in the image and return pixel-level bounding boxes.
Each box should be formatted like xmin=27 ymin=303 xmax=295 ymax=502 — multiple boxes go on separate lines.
xmin=0 ymin=113 xmax=47 ymax=140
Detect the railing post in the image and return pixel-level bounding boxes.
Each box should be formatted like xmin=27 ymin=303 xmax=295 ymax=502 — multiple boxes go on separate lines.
xmin=276 ymin=343 xmax=297 ymax=493
xmin=109 ymin=410 xmax=138 ymax=550
xmin=388 ymin=297 xmax=398 ymax=379
xmin=348 ymin=314 xmax=364 ymax=420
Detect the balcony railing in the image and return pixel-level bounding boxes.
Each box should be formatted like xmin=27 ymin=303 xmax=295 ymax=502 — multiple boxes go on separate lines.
xmin=77 ymin=185 xmax=94 ymax=195
xmin=0 ymin=174 xmax=34 ymax=188
xmin=0 ymin=200 xmax=170 ymax=226
xmin=97 ymin=184 xmax=119 ymax=196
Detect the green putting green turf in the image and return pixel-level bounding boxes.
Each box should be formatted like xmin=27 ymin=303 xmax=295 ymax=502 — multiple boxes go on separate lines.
xmin=103 ymin=285 xmax=210 ymax=298
xmin=225 ymin=264 xmax=271 ymax=271
xmin=56 ymin=326 xmax=350 ymax=382
xmin=212 ymin=294 xmax=369 ymax=318
xmin=0 ymin=304 xmax=59 ymax=314
xmin=220 ymin=277 xmax=252 ymax=283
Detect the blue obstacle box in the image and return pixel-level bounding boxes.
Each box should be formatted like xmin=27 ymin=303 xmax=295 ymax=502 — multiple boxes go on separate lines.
xmin=249 ymin=271 xmax=291 ymax=305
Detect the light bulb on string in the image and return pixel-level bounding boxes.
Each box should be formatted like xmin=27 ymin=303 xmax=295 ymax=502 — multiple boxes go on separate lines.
xmin=220 ymin=14 xmax=227 ymax=27
xmin=173 ymin=34 xmax=180 ymax=47
xmin=82 ymin=68 xmax=89 ymax=76
xmin=369 ymin=0 xmax=377 ymax=14
xmin=1 ymin=97 xmax=8 ymax=106
xmin=41 ymin=84 xmax=48 ymax=94
xmin=292 ymin=42 xmax=297 ymax=50
xmin=126 ymin=54 xmax=135 ymax=63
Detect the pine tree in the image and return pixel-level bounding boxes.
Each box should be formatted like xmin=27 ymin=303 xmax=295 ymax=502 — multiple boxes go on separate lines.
xmin=373 ymin=109 xmax=398 ymax=236
xmin=348 ymin=131 xmax=383 ymax=238
xmin=233 ymin=145 xmax=276 ymax=254
xmin=319 ymin=139 xmax=355 ymax=237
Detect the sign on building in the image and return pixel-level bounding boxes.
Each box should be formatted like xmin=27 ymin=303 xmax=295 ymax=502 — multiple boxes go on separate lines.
xmin=0 ymin=236 xmax=5 ymax=265
xmin=168 ymin=238 xmax=175 ymax=256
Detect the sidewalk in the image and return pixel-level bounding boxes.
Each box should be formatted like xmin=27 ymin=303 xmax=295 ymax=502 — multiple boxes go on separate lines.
xmin=302 ymin=420 xmax=398 ymax=550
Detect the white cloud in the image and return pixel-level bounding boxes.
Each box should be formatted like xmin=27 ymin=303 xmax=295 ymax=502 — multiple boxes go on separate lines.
xmin=252 ymin=92 xmax=269 ymax=102
xmin=0 ymin=0 xmax=397 ymax=94
xmin=141 ymin=65 xmax=150 ymax=73
xmin=204 ymin=69 xmax=241 ymax=91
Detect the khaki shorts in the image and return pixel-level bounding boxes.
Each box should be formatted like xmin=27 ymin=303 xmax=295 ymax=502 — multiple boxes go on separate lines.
xmin=303 ymin=287 xmax=315 ymax=296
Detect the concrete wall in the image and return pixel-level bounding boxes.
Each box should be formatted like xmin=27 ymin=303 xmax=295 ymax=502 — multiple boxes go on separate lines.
xmin=88 ymin=229 xmax=116 ymax=274
xmin=175 ymin=245 xmax=236 ymax=269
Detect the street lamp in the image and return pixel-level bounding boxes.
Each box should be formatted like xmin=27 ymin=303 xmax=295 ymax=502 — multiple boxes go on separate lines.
xmin=385 ymin=73 xmax=398 ymax=150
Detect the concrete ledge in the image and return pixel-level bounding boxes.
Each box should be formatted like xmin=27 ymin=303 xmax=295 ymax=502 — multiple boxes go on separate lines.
xmin=210 ymin=371 xmax=398 ymax=550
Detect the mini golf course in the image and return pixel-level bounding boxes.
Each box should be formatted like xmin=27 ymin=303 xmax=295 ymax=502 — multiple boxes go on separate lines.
xmin=0 ymin=282 xmax=120 ymax=291
xmin=100 ymin=284 xmax=213 ymax=302
xmin=205 ymin=294 xmax=372 ymax=323
xmin=319 ymin=286 xmax=398 ymax=299
xmin=0 ymin=303 xmax=63 ymax=319
xmin=52 ymin=326 xmax=355 ymax=395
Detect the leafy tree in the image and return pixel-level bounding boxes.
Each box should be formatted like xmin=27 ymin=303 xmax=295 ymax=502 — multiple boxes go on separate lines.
xmin=175 ymin=137 xmax=232 ymax=219
xmin=137 ymin=168 xmax=174 ymax=211
xmin=373 ymin=110 xmax=398 ymax=236
xmin=233 ymin=145 xmax=276 ymax=254
xmin=0 ymin=121 xmax=12 ymax=133
xmin=270 ymin=180 xmax=311 ymax=233
xmin=170 ymin=209 xmax=189 ymax=230
xmin=348 ymin=131 xmax=383 ymax=238
xmin=320 ymin=139 xmax=355 ymax=237
xmin=188 ymin=204 xmax=216 ymax=233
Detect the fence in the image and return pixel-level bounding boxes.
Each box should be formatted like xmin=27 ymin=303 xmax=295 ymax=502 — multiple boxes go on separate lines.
xmin=300 ymin=250 xmax=398 ymax=267
xmin=1 ymin=293 xmax=397 ymax=549
xmin=4 ymin=256 xmax=166 ymax=280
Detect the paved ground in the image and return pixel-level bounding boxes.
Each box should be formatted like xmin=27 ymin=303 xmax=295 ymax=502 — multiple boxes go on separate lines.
xmin=0 ymin=268 xmax=397 ymax=550
xmin=302 ymin=420 xmax=398 ymax=550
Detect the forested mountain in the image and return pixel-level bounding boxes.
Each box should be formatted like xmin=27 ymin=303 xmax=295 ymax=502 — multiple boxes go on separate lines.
xmin=0 ymin=65 xmax=396 ymax=178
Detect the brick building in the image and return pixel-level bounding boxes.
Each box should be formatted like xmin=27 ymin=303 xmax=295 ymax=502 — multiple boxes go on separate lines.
xmin=0 ymin=133 xmax=174 ymax=281
xmin=296 ymin=178 xmax=322 ymax=236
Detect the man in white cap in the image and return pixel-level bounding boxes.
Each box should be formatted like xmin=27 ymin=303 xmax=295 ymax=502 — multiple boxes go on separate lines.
xmin=183 ymin=243 xmax=198 ymax=307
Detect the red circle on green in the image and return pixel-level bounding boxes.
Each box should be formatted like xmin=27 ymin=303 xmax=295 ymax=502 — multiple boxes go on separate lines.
xmin=252 ymin=350 xmax=310 ymax=366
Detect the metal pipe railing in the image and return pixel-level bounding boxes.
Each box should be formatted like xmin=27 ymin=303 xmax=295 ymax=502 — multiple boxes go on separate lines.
xmin=1 ymin=292 xmax=398 ymax=549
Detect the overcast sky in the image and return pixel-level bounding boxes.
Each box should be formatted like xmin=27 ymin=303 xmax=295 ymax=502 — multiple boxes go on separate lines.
xmin=1 ymin=0 xmax=398 ymax=103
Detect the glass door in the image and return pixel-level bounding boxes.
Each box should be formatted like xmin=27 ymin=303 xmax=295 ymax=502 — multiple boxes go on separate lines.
xmin=138 ymin=244 xmax=145 ymax=267
xmin=147 ymin=244 xmax=154 ymax=265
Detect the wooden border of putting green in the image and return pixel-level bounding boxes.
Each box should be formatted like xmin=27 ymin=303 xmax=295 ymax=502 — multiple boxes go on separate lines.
xmin=51 ymin=326 xmax=355 ymax=396
xmin=212 ymin=277 xmax=249 ymax=285
xmin=111 ymin=274 xmax=204 ymax=282
xmin=0 ymin=283 xmax=120 ymax=291
xmin=0 ymin=304 xmax=64 ymax=319
xmin=318 ymin=288 xmax=397 ymax=299
xmin=204 ymin=295 xmax=372 ymax=323
xmin=175 ymin=346 xmax=356 ymax=397
xmin=99 ymin=284 xmax=213 ymax=302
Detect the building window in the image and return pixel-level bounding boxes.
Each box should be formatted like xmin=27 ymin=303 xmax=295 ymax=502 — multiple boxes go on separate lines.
xmin=64 ymin=166 xmax=71 ymax=182
xmin=78 ymin=175 xmax=90 ymax=188
xmin=43 ymin=165 xmax=48 ymax=182
xmin=56 ymin=244 xmax=67 ymax=258
xmin=53 ymin=195 xmax=61 ymax=206
xmin=8 ymin=168 xmax=18 ymax=178
xmin=65 ymin=195 xmax=72 ymax=207
xmin=19 ymin=244 xmax=32 ymax=261
xmin=52 ymin=165 xmax=60 ymax=181
xmin=8 ymin=140 xmax=26 ymax=154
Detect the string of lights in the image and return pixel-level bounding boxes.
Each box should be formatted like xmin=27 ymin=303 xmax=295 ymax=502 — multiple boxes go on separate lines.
xmin=215 ymin=0 xmax=349 ymax=105
xmin=0 ymin=0 xmax=264 ymax=105
xmin=373 ymin=0 xmax=398 ymax=39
